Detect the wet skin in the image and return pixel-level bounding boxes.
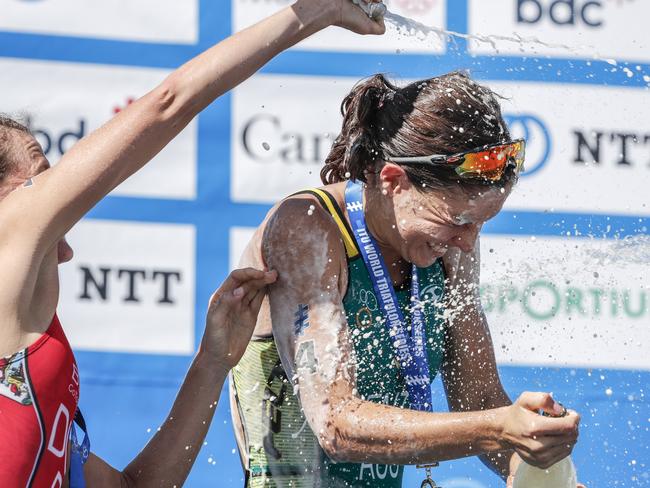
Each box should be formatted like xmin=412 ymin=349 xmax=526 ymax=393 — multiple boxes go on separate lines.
xmin=232 ymin=162 xmax=581 ymax=481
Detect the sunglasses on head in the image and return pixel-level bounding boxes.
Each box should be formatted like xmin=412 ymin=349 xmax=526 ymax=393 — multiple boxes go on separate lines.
xmin=388 ymin=139 xmax=526 ymax=182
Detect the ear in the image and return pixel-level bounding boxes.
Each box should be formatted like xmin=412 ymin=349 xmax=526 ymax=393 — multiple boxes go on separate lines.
xmin=379 ymin=163 xmax=410 ymax=196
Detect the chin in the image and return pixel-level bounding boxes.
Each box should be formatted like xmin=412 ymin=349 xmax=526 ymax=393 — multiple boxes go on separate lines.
xmin=409 ymin=249 xmax=441 ymax=268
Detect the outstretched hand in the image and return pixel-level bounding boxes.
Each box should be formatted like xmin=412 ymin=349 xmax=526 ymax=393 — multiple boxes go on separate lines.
xmin=201 ymin=268 xmax=277 ymax=371
xmin=334 ymin=0 xmax=386 ymax=34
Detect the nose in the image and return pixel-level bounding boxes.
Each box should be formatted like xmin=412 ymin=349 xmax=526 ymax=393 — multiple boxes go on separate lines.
xmin=450 ymin=224 xmax=480 ymax=253
xmin=57 ymin=238 xmax=74 ymax=264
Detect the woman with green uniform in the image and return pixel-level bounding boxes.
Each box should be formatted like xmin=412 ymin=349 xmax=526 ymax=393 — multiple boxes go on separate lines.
xmin=230 ymin=73 xmax=581 ymax=487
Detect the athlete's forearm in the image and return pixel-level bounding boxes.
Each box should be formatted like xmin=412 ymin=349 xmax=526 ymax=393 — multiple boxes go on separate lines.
xmin=120 ymin=349 xmax=226 ymax=486
xmin=476 ymin=387 xmax=516 ymax=479
xmin=320 ymin=397 xmax=509 ymax=465
xmin=166 ymin=1 xmax=330 ymax=115
xmin=7 ymin=2 xmax=333 ymax=252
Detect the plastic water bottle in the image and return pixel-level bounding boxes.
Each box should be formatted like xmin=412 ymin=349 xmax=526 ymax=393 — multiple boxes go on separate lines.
xmin=513 ymin=456 xmax=577 ymax=488
xmin=352 ymin=0 xmax=387 ymax=20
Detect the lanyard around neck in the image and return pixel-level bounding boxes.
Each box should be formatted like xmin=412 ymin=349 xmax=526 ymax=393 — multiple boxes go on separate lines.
xmin=344 ymin=180 xmax=432 ymax=411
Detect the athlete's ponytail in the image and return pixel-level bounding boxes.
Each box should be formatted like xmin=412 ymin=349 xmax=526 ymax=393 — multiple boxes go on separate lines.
xmin=321 ymin=74 xmax=400 ymax=184
xmin=321 ymin=72 xmax=515 ymax=191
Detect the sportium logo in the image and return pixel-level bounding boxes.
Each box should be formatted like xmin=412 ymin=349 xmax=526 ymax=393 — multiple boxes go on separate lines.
xmin=481 ymin=280 xmax=649 ymax=320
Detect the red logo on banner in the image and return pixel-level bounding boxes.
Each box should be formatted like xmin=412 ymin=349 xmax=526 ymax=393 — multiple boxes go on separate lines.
xmin=113 ymin=97 xmax=136 ymax=114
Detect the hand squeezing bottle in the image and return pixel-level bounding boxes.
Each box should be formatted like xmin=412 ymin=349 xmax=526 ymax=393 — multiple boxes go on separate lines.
xmin=352 ymin=0 xmax=387 ymax=20
xmin=513 ymin=404 xmax=578 ymax=488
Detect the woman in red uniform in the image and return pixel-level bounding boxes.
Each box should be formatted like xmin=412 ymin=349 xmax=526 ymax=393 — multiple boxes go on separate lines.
xmin=0 ymin=1 xmax=384 ymax=486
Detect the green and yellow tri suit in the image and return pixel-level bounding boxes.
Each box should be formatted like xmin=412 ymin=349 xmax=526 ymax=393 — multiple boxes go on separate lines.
xmin=232 ymin=189 xmax=448 ymax=487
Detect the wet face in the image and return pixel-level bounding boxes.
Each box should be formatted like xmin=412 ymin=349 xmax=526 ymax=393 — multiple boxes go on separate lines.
xmin=376 ymin=164 xmax=511 ymax=267
xmin=1 ymin=130 xmax=74 ymax=264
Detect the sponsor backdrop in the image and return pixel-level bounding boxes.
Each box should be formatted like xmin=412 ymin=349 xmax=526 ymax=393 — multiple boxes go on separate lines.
xmin=1 ymin=0 xmax=648 ymax=486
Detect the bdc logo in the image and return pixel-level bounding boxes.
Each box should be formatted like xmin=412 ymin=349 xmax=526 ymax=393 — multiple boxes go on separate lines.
xmin=27 ymin=100 xmax=132 ymax=158
xmin=26 ymin=116 xmax=85 ymax=158
xmin=517 ymin=0 xmax=603 ymax=27
xmin=504 ymin=114 xmax=551 ymax=177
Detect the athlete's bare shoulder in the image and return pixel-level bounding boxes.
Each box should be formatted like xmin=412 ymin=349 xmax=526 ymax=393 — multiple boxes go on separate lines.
xmin=242 ymin=183 xmax=349 ymax=338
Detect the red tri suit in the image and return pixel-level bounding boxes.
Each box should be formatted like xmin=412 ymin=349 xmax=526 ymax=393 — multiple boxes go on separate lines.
xmin=0 ymin=314 xmax=80 ymax=487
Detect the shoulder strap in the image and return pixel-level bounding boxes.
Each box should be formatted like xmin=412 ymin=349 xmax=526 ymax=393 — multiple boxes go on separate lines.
xmin=292 ymin=189 xmax=359 ymax=259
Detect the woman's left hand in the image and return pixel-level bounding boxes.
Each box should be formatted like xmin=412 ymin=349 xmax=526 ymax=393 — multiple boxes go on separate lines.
xmin=200 ymin=268 xmax=277 ymax=371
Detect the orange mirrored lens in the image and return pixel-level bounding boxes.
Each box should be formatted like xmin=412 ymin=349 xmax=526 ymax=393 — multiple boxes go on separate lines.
xmin=455 ymin=142 xmax=525 ymax=180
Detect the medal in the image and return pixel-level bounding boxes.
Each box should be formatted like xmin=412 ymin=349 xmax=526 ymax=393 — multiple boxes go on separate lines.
xmin=418 ymin=463 xmax=441 ymax=488
xmin=346 ymin=180 xmax=443 ymax=487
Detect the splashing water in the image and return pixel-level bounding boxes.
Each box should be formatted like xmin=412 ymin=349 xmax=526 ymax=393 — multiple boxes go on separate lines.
xmin=384 ymin=11 xmax=583 ymax=54
xmin=383 ymin=9 xmax=650 ymax=75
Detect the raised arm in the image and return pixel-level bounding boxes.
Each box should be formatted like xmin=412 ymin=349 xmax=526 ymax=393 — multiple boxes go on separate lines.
xmin=262 ymin=198 xmax=578 ymax=466
xmin=0 ymin=0 xmax=384 ymax=255
xmin=442 ymin=242 xmax=580 ymax=478
xmin=82 ymin=268 xmax=277 ymax=487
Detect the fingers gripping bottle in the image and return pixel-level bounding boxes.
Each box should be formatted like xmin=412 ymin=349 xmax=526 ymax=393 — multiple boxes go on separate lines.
xmin=352 ymin=0 xmax=387 ymax=19
xmin=513 ymin=404 xmax=577 ymax=488
xmin=512 ymin=456 xmax=577 ymax=488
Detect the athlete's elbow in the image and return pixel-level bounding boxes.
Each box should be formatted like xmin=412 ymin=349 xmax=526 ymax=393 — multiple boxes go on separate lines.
xmin=315 ymin=405 xmax=362 ymax=463
xmin=119 ymin=469 xmax=137 ymax=488
xmin=149 ymin=76 xmax=196 ymax=127
xmin=318 ymin=425 xmax=351 ymax=463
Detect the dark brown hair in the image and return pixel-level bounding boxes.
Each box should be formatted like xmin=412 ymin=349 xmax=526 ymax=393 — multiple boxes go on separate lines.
xmin=321 ymin=72 xmax=515 ymax=191
xmin=0 ymin=115 xmax=30 ymax=183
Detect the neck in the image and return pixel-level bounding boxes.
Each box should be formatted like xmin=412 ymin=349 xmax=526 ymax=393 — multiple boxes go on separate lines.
xmin=363 ymin=184 xmax=410 ymax=278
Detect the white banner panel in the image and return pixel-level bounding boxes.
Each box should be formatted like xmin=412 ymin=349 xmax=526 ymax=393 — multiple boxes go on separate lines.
xmin=468 ymin=0 xmax=649 ymax=61
xmin=58 ymin=220 xmax=196 ymax=355
xmin=233 ymin=0 xmax=446 ymax=54
xmin=233 ymin=74 xmax=650 ymax=212
xmin=232 ymin=74 xmax=356 ymax=203
xmin=481 ymin=234 xmax=649 ymax=370
xmin=0 ymin=58 xmax=197 ymax=200
xmin=229 ymin=227 xmax=257 ymax=270
xmin=0 ymin=0 xmax=198 ymax=44
xmin=490 ymin=81 xmax=650 ymax=216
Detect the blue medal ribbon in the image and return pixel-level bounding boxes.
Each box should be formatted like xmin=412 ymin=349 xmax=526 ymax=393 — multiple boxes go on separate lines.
xmin=344 ymin=180 xmax=432 ymax=411
xmin=69 ymin=409 xmax=90 ymax=487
